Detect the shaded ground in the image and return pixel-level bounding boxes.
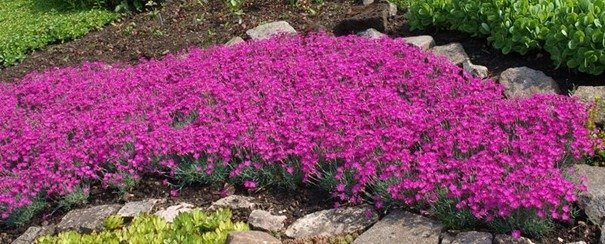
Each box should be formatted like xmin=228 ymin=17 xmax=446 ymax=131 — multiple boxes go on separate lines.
xmin=0 ymin=0 xmax=603 ymax=243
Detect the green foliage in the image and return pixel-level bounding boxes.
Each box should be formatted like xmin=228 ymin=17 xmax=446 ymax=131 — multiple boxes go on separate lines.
xmin=6 ymin=198 xmax=47 ymax=228
xmin=405 ymin=0 xmax=605 ymax=75
xmin=37 ymin=208 xmax=249 ymax=244
xmin=57 ymin=186 xmax=89 ymax=210
xmin=585 ymin=97 xmax=605 ymax=167
xmin=59 ymin=0 xmax=160 ymax=12
xmin=428 ymin=189 xmax=555 ymax=238
xmin=0 ymin=0 xmax=117 ymax=67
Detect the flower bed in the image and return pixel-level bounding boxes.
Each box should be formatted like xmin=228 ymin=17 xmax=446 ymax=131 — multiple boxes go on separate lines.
xmin=0 ymin=34 xmax=594 ymax=233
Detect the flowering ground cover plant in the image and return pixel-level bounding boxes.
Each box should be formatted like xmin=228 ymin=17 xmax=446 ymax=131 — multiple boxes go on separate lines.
xmin=0 ymin=33 xmax=594 ymax=235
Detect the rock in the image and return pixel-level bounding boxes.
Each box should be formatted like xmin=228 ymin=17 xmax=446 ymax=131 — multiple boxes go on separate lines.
xmin=248 ymin=210 xmax=287 ymax=232
xmin=210 ymin=195 xmax=256 ymax=211
xmin=246 ymin=21 xmax=297 ymax=40
xmin=566 ymin=242 xmax=587 ymax=244
xmin=498 ymin=67 xmax=560 ymax=98
xmin=335 ymin=3 xmax=389 ymax=34
xmin=441 ymin=232 xmax=456 ymax=244
xmin=225 ymin=36 xmax=245 ymax=46
xmin=572 ymin=86 xmax=605 ymax=124
xmin=155 ymin=202 xmax=194 ymax=223
xmin=227 ymin=231 xmax=281 ymax=244
xmin=57 ymin=204 xmax=121 ymax=233
xmin=463 ymin=59 xmax=489 ymax=79
xmin=574 ymin=164 xmax=605 ymax=224
xmin=285 ymin=205 xmax=378 ymax=239
xmin=402 ymin=35 xmax=435 ymax=51
xmin=493 ymin=234 xmax=535 ymax=244
xmin=452 ymin=231 xmax=493 ymax=244
xmin=12 ymin=226 xmax=55 ymax=244
xmin=388 ymin=2 xmax=398 ymax=16
xmin=431 ymin=43 xmax=469 ymax=66
xmin=357 ymin=28 xmax=386 ymax=39
xmin=362 ymin=0 xmax=374 ymax=5
xmin=117 ymin=199 xmax=159 ymax=218
xmin=353 ymin=211 xmax=443 ymax=244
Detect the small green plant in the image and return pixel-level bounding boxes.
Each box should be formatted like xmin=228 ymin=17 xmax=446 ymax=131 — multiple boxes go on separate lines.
xmin=225 ymin=0 xmax=245 ymax=14
xmin=6 ymin=197 xmax=47 ymax=228
xmin=57 ymin=186 xmax=89 ymax=210
xmin=37 ymin=208 xmax=249 ymax=243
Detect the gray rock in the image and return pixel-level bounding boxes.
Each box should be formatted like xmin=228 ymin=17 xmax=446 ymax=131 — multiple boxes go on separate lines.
xmin=498 ymin=67 xmax=560 ymax=98
xmin=155 ymin=202 xmax=194 ymax=223
xmin=353 ymin=211 xmax=443 ymax=244
xmin=357 ymin=28 xmax=386 ymax=39
xmin=463 ymin=59 xmax=489 ymax=79
xmin=117 ymin=199 xmax=159 ymax=218
xmin=57 ymin=204 xmax=121 ymax=233
xmin=246 ymin=21 xmax=297 ymax=40
xmin=493 ymin=234 xmax=535 ymax=244
xmin=431 ymin=43 xmax=469 ymax=66
xmin=388 ymin=2 xmax=398 ymax=16
xmin=452 ymin=231 xmax=493 ymax=244
xmin=572 ymin=86 xmax=605 ymax=124
xmin=227 ymin=231 xmax=281 ymax=244
xmin=12 ymin=226 xmax=55 ymax=244
xmin=210 ymin=195 xmax=256 ymax=211
xmin=441 ymin=232 xmax=456 ymax=244
xmin=574 ymin=164 xmax=605 ymax=225
xmin=335 ymin=3 xmax=389 ymax=33
xmin=225 ymin=36 xmax=245 ymax=46
xmin=285 ymin=205 xmax=378 ymax=239
xmin=248 ymin=209 xmax=287 ymax=232
xmin=362 ymin=0 xmax=374 ymax=5
xmin=403 ymin=35 xmax=435 ymax=51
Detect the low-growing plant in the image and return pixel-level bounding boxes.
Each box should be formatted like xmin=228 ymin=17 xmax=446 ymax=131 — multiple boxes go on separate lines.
xmin=57 ymin=186 xmax=89 ymax=210
xmin=6 ymin=197 xmax=47 ymax=228
xmin=37 ymin=208 xmax=249 ymax=243
xmin=0 ymin=0 xmax=117 ymax=67
xmin=0 ymin=34 xmax=595 ymax=236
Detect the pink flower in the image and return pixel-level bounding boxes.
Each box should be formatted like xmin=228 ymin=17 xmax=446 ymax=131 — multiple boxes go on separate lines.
xmin=511 ymin=230 xmax=521 ymax=239
xmin=244 ymin=180 xmax=257 ymax=189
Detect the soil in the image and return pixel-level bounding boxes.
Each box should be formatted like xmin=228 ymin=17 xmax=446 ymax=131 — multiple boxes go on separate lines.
xmin=0 ymin=0 xmax=603 ymax=243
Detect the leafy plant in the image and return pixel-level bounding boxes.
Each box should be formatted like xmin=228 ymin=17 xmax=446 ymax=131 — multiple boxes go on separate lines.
xmin=405 ymin=0 xmax=605 ymax=75
xmin=57 ymin=186 xmax=89 ymax=210
xmin=6 ymin=197 xmax=47 ymax=228
xmin=37 ymin=208 xmax=249 ymax=243
xmin=0 ymin=0 xmax=117 ymax=67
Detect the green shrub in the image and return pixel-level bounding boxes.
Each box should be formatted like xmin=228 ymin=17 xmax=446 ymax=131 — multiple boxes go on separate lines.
xmin=0 ymin=0 xmax=117 ymax=67
xmin=36 ymin=208 xmax=249 ymax=243
xmin=406 ymin=0 xmax=605 ymax=75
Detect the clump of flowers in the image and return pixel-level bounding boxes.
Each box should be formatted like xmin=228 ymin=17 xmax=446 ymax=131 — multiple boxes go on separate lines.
xmin=0 ymin=34 xmax=594 ymax=226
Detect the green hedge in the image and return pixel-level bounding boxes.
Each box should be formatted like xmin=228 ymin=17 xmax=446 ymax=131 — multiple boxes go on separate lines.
xmin=0 ymin=0 xmax=117 ymax=67
xmin=406 ymin=0 xmax=605 ymax=75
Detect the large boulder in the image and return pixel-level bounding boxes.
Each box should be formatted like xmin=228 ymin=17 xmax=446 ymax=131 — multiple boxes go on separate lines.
xmin=335 ymin=3 xmax=389 ymax=34
xmin=246 ymin=21 xmax=297 ymax=40
xmin=572 ymin=86 xmax=605 ymax=124
xmin=498 ymin=67 xmax=560 ymax=98
xmin=227 ymin=231 xmax=281 ymax=244
xmin=117 ymin=199 xmax=159 ymax=218
xmin=402 ymin=35 xmax=435 ymax=51
xmin=431 ymin=43 xmax=469 ymax=66
xmin=248 ymin=210 xmax=287 ymax=232
xmin=285 ymin=205 xmax=378 ymax=239
xmin=493 ymin=234 xmax=535 ymax=244
xmin=12 ymin=226 xmax=55 ymax=244
xmin=155 ymin=202 xmax=194 ymax=223
xmin=56 ymin=204 xmax=122 ymax=233
xmin=574 ymin=164 xmax=605 ymax=225
xmin=209 ymin=195 xmax=256 ymax=211
xmin=353 ymin=211 xmax=443 ymax=244
xmin=452 ymin=231 xmax=493 ymax=244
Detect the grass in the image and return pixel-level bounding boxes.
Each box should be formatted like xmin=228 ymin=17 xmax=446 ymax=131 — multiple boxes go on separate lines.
xmin=0 ymin=0 xmax=118 ymax=66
